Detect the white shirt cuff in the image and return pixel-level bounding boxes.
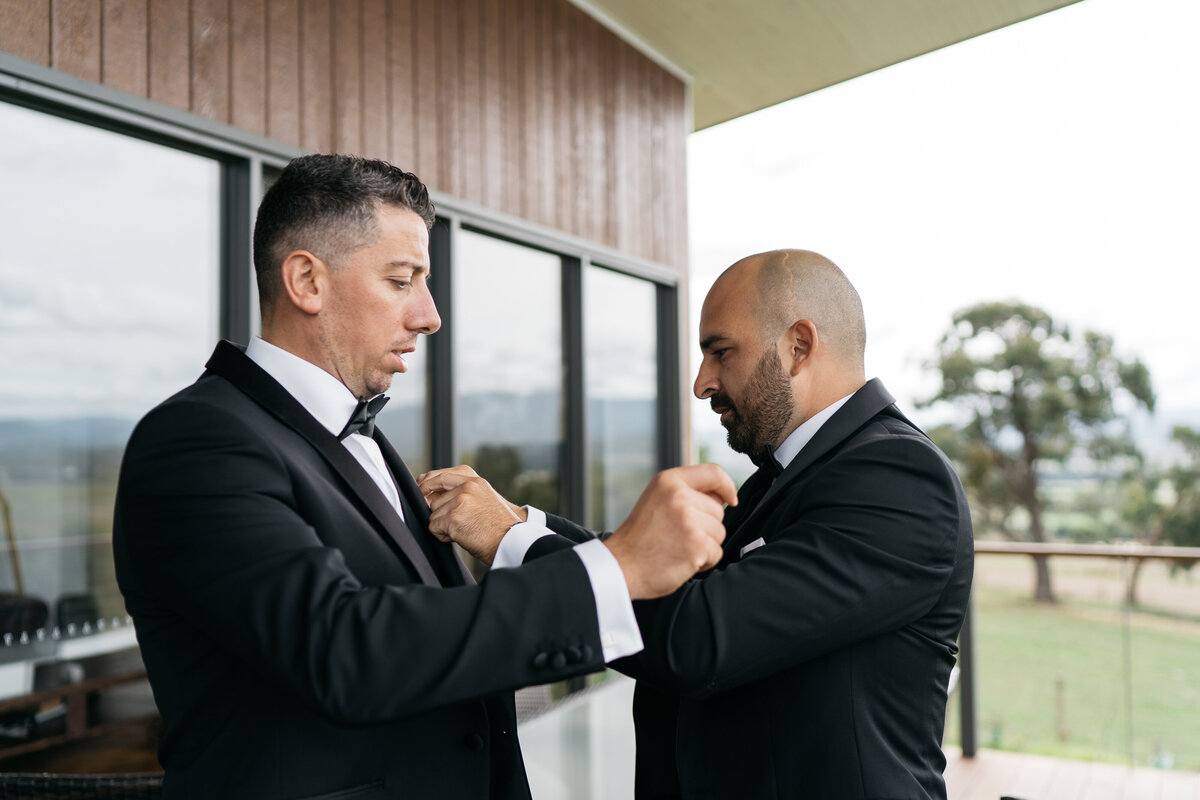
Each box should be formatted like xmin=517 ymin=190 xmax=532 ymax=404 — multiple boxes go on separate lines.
xmin=492 ymin=506 xmax=552 ymax=569
xmin=492 ymin=506 xmax=643 ymax=663
xmin=573 ymin=539 xmax=644 ymax=662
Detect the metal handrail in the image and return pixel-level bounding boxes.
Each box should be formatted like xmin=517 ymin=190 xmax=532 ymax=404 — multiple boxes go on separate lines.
xmin=974 ymin=541 xmax=1200 ymax=560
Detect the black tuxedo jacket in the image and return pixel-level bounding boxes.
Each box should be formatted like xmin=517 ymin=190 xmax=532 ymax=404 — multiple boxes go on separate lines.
xmin=544 ymin=380 xmax=973 ymax=799
xmin=113 ymin=341 xmax=606 ymax=799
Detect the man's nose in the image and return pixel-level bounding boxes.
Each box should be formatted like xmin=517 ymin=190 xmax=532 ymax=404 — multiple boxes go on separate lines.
xmin=412 ymin=288 xmax=441 ymax=334
xmin=693 ymin=364 xmax=718 ymax=400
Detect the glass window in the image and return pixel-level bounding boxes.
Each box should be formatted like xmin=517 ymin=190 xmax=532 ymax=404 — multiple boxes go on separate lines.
xmin=376 ymin=342 xmax=430 ymax=475
xmin=585 ymin=266 xmax=658 ymax=529
xmin=0 ymin=102 xmax=220 ymax=659
xmin=453 ymin=231 xmax=564 ymax=514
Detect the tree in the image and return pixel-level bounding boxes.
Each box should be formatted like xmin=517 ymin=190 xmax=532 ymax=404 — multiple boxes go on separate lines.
xmin=1119 ymin=426 xmax=1200 ymax=606
xmin=921 ymin=302 xmax=1155 ymax=603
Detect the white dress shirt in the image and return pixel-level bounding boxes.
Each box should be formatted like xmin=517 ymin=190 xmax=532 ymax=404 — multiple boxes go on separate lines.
xmin=493 ymin=508 xmax=643 ymax=662
xmin=773 ymin=392 xmax=854 ymax=470
xmin=246 ymin=337 xmax=405 ymax=520
xmin=246 ymin=337 xmax=643 ymax=662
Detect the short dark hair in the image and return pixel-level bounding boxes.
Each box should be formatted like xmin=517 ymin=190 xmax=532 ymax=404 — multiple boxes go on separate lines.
xmin=252 ymin=154 xmax=436 ymax=309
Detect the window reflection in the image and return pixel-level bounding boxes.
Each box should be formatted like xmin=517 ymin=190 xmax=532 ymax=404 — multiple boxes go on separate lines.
xmin=0 ymin=102 xmax=219 ymax=663
xmin=585 ymin=267 xmax=658 ymax=529
xmin=376 ymin=342 xmax=430 ymax=474
xmin=453 ymin=231 xmax=563 ymax=514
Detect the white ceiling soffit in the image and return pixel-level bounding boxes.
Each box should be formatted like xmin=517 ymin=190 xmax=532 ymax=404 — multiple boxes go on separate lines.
xmin=570 ymin=0 xmax=1083 ymax=130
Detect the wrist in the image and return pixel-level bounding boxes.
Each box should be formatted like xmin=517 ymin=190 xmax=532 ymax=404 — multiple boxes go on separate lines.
xmin=602 ymin=535 xmax=641 ymax=599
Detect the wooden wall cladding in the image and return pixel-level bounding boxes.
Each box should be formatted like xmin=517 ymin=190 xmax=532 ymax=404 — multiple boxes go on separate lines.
xmin=0 ymin=0 xmax=689 ymax=271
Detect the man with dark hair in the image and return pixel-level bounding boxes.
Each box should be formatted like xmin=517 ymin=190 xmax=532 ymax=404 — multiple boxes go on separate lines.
xmin=251 ymin=155 xmax=436 ymax=309
xmin=423 ymin=249 xmax=974 ymax=799
xmin=113 ymin=153 xmax=733 ymax=799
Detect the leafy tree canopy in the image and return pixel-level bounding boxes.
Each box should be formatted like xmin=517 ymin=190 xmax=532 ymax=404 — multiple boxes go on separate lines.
xmin=922 ymin=301 xmax=1155 ymax=602
xmin=924 ymin=301 xmax=1154 ymax=472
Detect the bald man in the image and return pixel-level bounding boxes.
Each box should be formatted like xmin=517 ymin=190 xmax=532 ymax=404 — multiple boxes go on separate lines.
xmin=420 ymin=250 xmax=974 ymax=799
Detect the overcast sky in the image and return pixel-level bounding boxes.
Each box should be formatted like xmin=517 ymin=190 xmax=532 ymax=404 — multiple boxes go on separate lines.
xmin=0 ymin=102 xmax=220 ymax=419
xmin=686 ymin=0 xmax=1200 ymax=476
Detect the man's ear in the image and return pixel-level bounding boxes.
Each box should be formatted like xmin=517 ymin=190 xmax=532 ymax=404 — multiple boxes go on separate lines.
xmin=785 ymin=319 xmax=817 ymax=376
xmin=279 ymin=250 xmax=327 ymax=315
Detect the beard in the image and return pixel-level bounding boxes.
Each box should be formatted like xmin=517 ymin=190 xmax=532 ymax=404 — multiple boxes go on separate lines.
xmin=712 ymin=346 xmax=794 ymax=456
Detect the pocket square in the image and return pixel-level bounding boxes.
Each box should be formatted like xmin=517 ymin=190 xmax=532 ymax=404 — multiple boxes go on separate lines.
xmin=739 ymin=537 xmax=766 ymax=557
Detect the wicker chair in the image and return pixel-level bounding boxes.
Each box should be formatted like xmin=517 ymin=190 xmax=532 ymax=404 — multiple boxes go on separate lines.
xmin=0 ymin=772 xmax=163 ymax=799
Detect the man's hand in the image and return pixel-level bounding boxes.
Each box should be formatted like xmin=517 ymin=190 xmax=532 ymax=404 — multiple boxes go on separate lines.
xmin=605 ymin=464 xmax=736 ymax=600
xmin=419 ymin=466 xmax=525 ymax=565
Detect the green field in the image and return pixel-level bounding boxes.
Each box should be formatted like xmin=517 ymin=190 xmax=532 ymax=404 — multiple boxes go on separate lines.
xmin=944 ymin=577 xmax=1200 ymax=771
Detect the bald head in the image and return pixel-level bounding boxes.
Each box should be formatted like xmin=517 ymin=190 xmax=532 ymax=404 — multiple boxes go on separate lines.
xmin=710 ymin=249 xmax=866 ymax=368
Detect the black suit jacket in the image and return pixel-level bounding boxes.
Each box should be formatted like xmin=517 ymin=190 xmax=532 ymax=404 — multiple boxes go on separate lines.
xmin=113 ymin=341 xmax=606 ymax=799
xmin=545 ymin=380 xmax=973 ymax=799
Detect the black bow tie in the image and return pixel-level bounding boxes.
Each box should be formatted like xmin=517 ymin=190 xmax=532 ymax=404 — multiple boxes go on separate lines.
xmin=751 ymin=445 xmax=783 ymax=477
xmin=338 ymin=395 xmax=390 ymax=441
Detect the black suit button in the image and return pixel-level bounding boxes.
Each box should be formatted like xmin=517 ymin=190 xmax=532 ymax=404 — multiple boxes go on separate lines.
xmin=465 ymin=733 xmax=485 ymax=752
xmin=532 ymin=651 xmax=550 ymax=669
xmin=580 ymin=645 xmax=594 ymax=661
xmin=550 ymin=651 xmax=567 ymax=670
xmin=566 ymin=646 xmax=583 ymax=663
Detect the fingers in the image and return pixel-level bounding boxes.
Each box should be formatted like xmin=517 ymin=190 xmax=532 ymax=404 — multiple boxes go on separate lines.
xmin=699 ymin=520 xmax=725 ymax=569
xmin=422 ymin=474 xmax=523 ymax=566
xmin=416 ymin=465 xmax=479 ymax=496
xmin=671 ymin=463 xmax=738 ymax=507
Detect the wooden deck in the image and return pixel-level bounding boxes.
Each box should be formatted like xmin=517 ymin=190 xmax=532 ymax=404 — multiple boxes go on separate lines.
xmin=944 ymin=747 xmax=1200 ymax=799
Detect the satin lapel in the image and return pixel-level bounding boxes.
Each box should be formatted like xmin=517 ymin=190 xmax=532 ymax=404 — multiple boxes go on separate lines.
xmin=723 ymin=379 xmax=898 ymax=554
xmin=203 ymin=341 xmax=442 ymax=588
xmin=373 ymin=431 xmax=476 ymax=587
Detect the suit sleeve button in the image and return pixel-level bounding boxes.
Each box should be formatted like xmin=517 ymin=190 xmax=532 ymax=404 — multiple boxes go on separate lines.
xmin=566 ymin=646 xmax=583 ymax=663
xmin=531 ymin=651 xmax=549 ymax=669
xmin=581 ymin=645 xmax=594 ymax=661
xmin=550 ymin=651 xmax=567 ymax=670
xmin=465 ymin=733 xmax=485 ymax=752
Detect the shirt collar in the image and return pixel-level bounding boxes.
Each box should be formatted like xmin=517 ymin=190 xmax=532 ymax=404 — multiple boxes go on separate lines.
xmin=245 ymin=337 xmax=368 ymax=438
xmin=773 ymin=391 xmax=855 ymax=470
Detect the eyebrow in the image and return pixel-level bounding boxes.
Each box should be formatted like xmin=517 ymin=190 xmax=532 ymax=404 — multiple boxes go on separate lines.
xmin=383 ymin=260 xmax=429 ymax=275
xmin=699 ymin=334 xmax=731 ymax=351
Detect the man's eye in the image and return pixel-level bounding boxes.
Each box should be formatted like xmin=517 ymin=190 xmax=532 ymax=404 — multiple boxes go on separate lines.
xmin=390 ymin=280 xmax=411 ymax=290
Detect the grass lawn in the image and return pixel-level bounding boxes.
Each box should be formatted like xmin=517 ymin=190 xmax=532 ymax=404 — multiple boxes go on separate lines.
xmin=944 ymin=579 xmax=1200 ymax=771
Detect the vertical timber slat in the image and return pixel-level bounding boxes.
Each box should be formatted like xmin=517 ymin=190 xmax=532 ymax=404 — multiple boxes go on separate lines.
xmin=231 ymin=0 xmax=268 ymax=136
xmin=459 ymin=0 xmax=483 ymax=204
xmin=499 ymin=0 xmax=523 ymax=218
xmin=266 ymin=0 xmax=301 ymax=147
xmin=412 ymin=0 xmax=441 ymax=187
xmin=535 ymin=0 xmax=556 ymax=229
xmin=51 ymin=0 xmax=101 ymax=84
xmin=148 ymin=0 xmax=190 ymax=110
xmin=191 ymin=0 xmax=231 ymax=123
xmin=436 ymin=0 xmax=462 ymax=196
xmin=101 ymin=0 xmax=147 ymax=96
xmin=332 ymin=0 xmax=362 ymax=154
xmin=518 ymin=0 xmax=538 ymax=222
xmin=299 ymin=0 xmax=332 ymax=152
xmin=387 ymin=0 xmax=417 ymax=170
xmin=479 ymin=0 xmax=504 ymax=210
xmin=359 ymin=0 xmax=388 ymax=159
